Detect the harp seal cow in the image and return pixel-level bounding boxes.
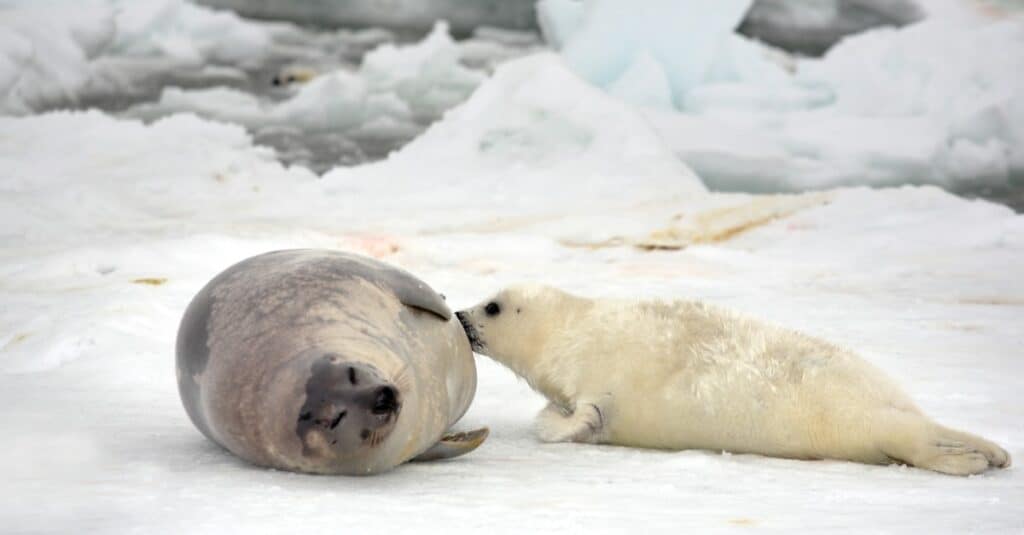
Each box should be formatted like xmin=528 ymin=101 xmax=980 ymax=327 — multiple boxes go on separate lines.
xmin=456 ymin=284 xmax=1010 ymax=476
xmin=176 ymin=249 xmax=486 ymax=475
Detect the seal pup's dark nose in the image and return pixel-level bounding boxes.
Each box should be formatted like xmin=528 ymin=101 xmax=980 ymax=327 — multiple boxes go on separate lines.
xmin=455 ymin=310 xmax=473 ymax=336
xmin=455 ymin=310 xmax=484 ymax=352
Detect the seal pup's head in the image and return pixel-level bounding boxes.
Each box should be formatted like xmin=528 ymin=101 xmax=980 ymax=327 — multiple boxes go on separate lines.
xmin=456 ymin=284 xmax=588 ymax=371
xmin=292 ymin=352 xmax=404 ymax=468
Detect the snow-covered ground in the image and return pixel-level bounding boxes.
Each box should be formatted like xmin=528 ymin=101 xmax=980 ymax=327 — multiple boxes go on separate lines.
xmin=1 ymin=0 xmax=1023 ymax=533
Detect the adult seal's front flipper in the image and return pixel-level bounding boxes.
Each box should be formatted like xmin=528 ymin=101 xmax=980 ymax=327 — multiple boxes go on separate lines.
xmin=411 ymin=427 xmax=489 ymax=462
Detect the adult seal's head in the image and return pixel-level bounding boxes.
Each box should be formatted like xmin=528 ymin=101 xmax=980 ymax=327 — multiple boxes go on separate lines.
xmin=175 ymin=249 xmax=487 ymax=475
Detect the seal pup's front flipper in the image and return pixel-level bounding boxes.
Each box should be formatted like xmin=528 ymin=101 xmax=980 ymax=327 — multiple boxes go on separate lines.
xmin=411 ymin=427 xmax=489 ymax=462
xmin=535 ymin=394 xmax=613 ymax=444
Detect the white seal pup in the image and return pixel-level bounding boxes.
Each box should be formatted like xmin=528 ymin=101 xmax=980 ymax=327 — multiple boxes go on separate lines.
xmin=177 ymin=249 xmax=486 ymax=475
xmin=456 ymin=285 xmax=1010 ymax=476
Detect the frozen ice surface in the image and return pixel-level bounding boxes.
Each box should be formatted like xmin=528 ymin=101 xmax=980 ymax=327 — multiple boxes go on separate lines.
xmin=543 ymin=0 xmax=756 ymax=107
xmin=1 ymin=51 xmax=1022 ymax=533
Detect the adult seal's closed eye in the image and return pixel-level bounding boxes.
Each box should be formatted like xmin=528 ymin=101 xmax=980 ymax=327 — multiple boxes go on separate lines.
xmin=176 ymin=249 xmax=487 ymax=475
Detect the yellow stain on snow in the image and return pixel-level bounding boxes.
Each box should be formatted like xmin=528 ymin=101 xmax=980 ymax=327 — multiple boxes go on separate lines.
xmin=635 ymin=192 xmax=832 ymax=251
xmin=1 ymin=332 xmax=31 ymax=352
xmin=132 ymin=277 xmax=168 ymax=286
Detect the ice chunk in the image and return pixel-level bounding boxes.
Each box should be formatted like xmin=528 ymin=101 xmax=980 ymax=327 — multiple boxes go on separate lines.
xmin=360 ymin=22 xmax=486 ymax=120
xmin=941 ymin=139 xmax=1012 ymax=186
xmin=459 ymin=27 xmax=545 ymax=72
xmin=536 ymin=0 xmax=585 ymax=49
xmin=548 ymin=0 xmax=754 ymax=107
xmin=109 ymin=0 xmax=273 ymax=69
xmin=0 ymin=3 xmax=115 ymax=114
xmin=606 ymin=52 xmax=674 ymax=110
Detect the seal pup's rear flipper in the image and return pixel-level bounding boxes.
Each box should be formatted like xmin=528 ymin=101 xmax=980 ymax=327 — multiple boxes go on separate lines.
xmin=411 ymin=427 xmax=489 ymax=462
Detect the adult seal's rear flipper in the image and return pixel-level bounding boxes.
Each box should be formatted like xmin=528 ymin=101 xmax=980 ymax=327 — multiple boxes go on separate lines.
xmin=411 ymin=427 xmax=489 ymax=462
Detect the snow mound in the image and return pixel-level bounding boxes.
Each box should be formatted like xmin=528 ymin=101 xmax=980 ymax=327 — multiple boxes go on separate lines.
xmin=322 ymin=53 xmax=707 ymax=236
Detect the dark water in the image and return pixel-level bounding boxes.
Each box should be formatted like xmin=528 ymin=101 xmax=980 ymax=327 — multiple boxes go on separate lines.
xmin=954 ymin=179 xmax=1024 ymax=213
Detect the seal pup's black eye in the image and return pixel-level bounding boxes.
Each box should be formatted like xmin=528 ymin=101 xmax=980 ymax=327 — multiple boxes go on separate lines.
xmin=484 ymin=302 xmax=501 ymax=316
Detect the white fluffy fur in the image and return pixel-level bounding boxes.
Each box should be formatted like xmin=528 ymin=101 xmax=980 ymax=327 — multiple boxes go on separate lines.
xmin=458 ymin=285 xmax=1011 ymax=476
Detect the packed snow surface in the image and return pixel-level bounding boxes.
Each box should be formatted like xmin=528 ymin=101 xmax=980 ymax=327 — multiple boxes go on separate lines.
xmin=2 ymin=50 xmax=1022 ymax=533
